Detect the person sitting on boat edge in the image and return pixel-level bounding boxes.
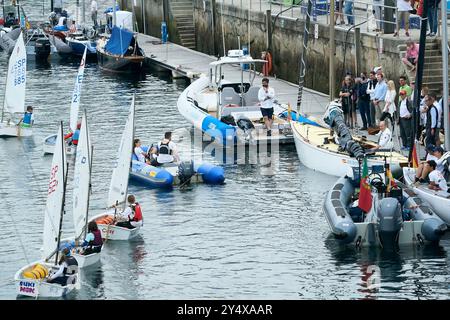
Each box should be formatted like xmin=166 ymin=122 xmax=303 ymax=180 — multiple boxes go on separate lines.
xmin=415 ymin=146 xmax=449 ymax=183
xmin=134 ymin=138 xmax=151 ymax=164
xmin=17 ymin=106 xmax=34 ymax=128
xmin=115 ymin=195 xmax=143 ymax=229
xmin=80 ymin=221 xmax=103 ymax=255
xmin=427 ymin=160 xmax=450 ymax=193
xmin=258 ymin=78 xmax=275 ymax=136
xmin=47 ymin=248 xmax=78 ymax=286
xmin=64 ymin=122 xmax=81 ymax=146
xmin=154 ymin=131 xmax=179 ymax=166
xmin=370 ymin=121 xmax=393 ymax=150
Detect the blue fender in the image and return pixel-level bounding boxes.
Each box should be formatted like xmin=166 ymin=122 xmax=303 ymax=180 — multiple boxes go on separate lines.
xmin=201 ymin=116 xmax=237 ymax=145
xmin=197 ymin=163 xmax=225 ymax=184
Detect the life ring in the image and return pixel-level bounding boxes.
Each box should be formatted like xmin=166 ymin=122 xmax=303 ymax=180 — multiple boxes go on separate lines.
xmin=262 ymin=51 xmax=272 ymax=76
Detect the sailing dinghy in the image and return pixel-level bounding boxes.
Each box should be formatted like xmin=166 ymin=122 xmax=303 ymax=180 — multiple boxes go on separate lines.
xmin=60 ymin=111 xmax=102 ymax=267
xmin=0 ymin=31 xmax=32 ymax=138
xmin=89 ymin=95 xmax=142 ymax=240
xmin=14 ymin=123 xmax=80 ymax=298
xmin=43 ymin=47 xmax=87 ymax=155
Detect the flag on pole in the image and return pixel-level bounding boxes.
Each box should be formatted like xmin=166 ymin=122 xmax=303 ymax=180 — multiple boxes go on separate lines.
xmin=410 ymin=143 xmax=419 ymax=168
xmin=386 ymin=166 xmax=397 ymax=193
xmin=358 ymin=157 xmax=372 ymax=213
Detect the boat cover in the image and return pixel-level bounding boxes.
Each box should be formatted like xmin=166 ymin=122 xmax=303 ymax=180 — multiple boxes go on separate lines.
xmin=105 ymin=26 xmax=133 ymax=55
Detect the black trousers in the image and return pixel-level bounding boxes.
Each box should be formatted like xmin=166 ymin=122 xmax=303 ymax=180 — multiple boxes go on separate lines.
xmin=116 ymin=221 xmax=135 ymax=229
xmin=83 ymin=246 xmax=102 ymax=255
xmin=400 ymin=117 xmax=412 ymax=147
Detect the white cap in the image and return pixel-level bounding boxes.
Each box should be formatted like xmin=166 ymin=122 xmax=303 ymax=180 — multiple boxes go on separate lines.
xmin=373 ymin=66 xmax=382 ymax=73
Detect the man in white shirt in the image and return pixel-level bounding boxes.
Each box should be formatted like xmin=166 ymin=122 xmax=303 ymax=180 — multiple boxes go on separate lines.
xmin=258 ymin=77 xmax=275 ymax=136
xmin=91 ymin=0 xmax=98 ymax=27
xmin=371 ymin=121 xmax=393 ymax=150
xmin=427 ymin=160 xmax=449 ymax=192
xmin=398 ymin=90 xmax=412 ymax=150
xmin=156 ymin=132 xmax=179 ymax=164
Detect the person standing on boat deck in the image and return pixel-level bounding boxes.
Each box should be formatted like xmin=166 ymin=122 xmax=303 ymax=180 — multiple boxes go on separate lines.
xmin=90 ymin=0 xmax=98 ymax=28
xmin=339 ymin=75 xmax=355 ymax=128
xmin=115 ymin=195 xmax=143 ymax=229
xmin=427 ymin=160 xmax=449 ymax=192
xmin=258 ymin=78 xmax=275 ymax=136
xmin=156 ymin=131 xmax=180 ymax=164
xmin=398 ymin=90 xmax=413 ymax=150
xmin=80 ymin=221 xmax=103 ymax=255
xmin=17 ymin=106 xmax=34 ymax=128
xmin=371 ymin=121 xmax=393 ymax=150
xmin=424 ymin=93 xmax=439 ymax=147
xmin=373 ymin=73 xmax=387 ymax=126
xmin=47 ymin=248 xmax=78 ymax=286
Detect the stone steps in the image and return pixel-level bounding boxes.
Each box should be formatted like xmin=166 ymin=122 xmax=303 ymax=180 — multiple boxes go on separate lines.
xmin=170 ymin=0 xmax=196 ymax=50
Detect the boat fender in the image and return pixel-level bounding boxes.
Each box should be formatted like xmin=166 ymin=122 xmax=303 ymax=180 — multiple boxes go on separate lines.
xmin=24 ymin=264 xmax=49 ymax=279
xmin=421 ymin=218 xmax=448 ymax=242
xmin=197 ymin=163 xmax=225 ymax=185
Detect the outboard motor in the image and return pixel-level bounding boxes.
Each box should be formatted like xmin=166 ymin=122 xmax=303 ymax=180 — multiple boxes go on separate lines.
xmin=236 ymin=115 xmax=255 ymax=133
xmin=178 ymin=161 xmax=195 ymax=186
xmin=35 ymin=38 xmax=51 ymax=61
xmin=323 ymin=101 xmax=365 ymax=159
xmin=377 ymin=198 xmax=403 ymax=248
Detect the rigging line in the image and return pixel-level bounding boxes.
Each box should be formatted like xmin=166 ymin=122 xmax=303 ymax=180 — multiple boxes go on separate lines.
xmin=220 ymin=0 xmax=225 ymax=57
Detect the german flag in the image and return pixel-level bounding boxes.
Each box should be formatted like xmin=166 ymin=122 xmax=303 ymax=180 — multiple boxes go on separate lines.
xmin=409 ymin=143 xmax=419 ymax=168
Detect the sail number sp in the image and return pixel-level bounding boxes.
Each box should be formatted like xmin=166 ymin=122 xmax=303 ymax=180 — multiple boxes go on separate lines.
xmin=13 ymin=59 xmax=26 ymax=86
xmin=48 ymin=165 xmax=59 ymax=195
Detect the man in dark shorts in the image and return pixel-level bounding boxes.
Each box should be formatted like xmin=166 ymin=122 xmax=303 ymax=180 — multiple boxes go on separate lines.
xmin=258 ymin=78 xmax=275 ymax=136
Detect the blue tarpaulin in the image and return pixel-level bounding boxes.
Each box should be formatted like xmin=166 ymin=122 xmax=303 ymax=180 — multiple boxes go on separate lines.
xmin=105 ymin=26 xmax=133 ymax=55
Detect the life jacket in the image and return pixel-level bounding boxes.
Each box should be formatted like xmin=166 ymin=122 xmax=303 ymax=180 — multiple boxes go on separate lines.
xmin=91 ymin=229 xmax=103 ymax=247
xmin=159 ymin=141 xmax=172 ymax=155
xmin=63 ymin=256 xmax=78 ymax=275
xmin=72 ymin=129 xmax=80 ymax=145
xmin=131 ymin=203 xmax=143 ymax=222
xmin=23 ymin=112 xmax=32 ymax=125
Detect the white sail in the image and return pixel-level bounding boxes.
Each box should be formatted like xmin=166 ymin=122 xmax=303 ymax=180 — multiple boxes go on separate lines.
xmin=3 ymin=32 xmax=26 ymax=115
xmin=43 ymin=123 xmax=67 ymax=260
xmin=69 ymin=47 xmax=87 ymax=132
xmin=72 ymin=113 xmax=91 ymax=240
xmin=107 ymin=95 xmax=135 ymax=208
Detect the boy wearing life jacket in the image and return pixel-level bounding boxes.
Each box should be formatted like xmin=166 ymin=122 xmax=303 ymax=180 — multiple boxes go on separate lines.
xmin=64 ymin=122 xmax=82 ymax=146
xmin=115 ymin=195 xmax=143 ymax=229
xmin=18 ymin=106 xmax=34 ymax=128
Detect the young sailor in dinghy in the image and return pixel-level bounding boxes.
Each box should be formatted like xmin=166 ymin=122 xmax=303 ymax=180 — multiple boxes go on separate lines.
xmin=79 ymin=221 xmax=103 ymax=255
xmin=17 ymin=106 xmax=34 ymax=128
xmin=64 ymin=122 xmax=81 ymax=146
xmin=114 ymin=195 xmax=143 ymax=229
xmin=46 ymin=248 xmax=78 ymax=286
xmin=134 ymin=138 xmax=151 ymax=164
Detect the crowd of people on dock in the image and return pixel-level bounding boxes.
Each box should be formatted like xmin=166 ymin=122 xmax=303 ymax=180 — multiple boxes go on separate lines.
xmin=334 ymin=0 xmax=440 ymax=37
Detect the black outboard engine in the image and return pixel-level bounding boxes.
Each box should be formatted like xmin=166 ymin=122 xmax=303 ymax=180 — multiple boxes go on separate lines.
xmin=377 ymin=198 xmax=403 ymax=249
xmin=323 ymin=101 xmax=365 ymax=159
xmin=35 ymin=38 xmax=51 ymax=61
xmin=236 ymin=115 xmax=255 ymax=133
xmin=178 ymin=161 xmax=195 ymax=186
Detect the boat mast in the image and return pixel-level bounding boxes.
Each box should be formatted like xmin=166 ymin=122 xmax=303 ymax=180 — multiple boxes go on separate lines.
xmin=123 ymin=94 xmax=135 ymax=210
xmin=329 ymin=0 xmax=335 ymax=101
xmin=55 ymin=122 xmax=68 ymax=266
xmin=441 ymin=0 xmax=449 ymax=151
xmin=83 ymin=110 xmax=93 ymax=240
xmin=296 ymin=0 xmax=312 ymax=113
xmin=410 ymin=0 xmax=428 ymax=154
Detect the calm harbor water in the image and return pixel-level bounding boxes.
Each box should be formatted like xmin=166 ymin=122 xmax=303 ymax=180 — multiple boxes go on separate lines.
xmin=0 ymin=1 xmax=449 ymax=300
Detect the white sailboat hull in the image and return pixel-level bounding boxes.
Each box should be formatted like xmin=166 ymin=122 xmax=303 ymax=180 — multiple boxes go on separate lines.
xmin=59 ymin=238 xmax=101 ymax=268
xmin=291 ymin=121 xmax=405 ymax=177
xmin=90 ymin=212 xmax=141 ymax=241
xmin=0 ymin=122 xmax=32 ymax=137
xmin=403 ymin=167 xmax=450 ymax=225
xmin=43 ymin=133 xmax=76 ymax=155
xmin=14 ymin=260 xmax=79 ymax=298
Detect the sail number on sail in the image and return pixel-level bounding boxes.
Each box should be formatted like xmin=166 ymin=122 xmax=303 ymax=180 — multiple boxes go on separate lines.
xmin=72 ymin=75 xmax=84 ymax=103
xmin=13 ymin=58 xmax=26 ymax=86
xmin=48 ymin=165 xmax=59 ymax=195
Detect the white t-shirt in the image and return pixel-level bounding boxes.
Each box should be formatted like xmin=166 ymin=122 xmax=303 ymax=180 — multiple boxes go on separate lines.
xmin=399 ymin=99 xmax=411 ymax=118
xmin=426 ymin=154 xmax=438 ymax=161
xmin=397 ymin=0 xmax=412 ymax=11
xmin=258 ymin=87 xmax=275 ymax=109
xmin=376 ymin=128 xmax=393 ymax=149
xmin=429 ymin=170 xmax=448 ymax=191
xmin=157 ymin=141 xmax=177 ymax=163
xmin=134 ymin=146 xmax=146 ymax=163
